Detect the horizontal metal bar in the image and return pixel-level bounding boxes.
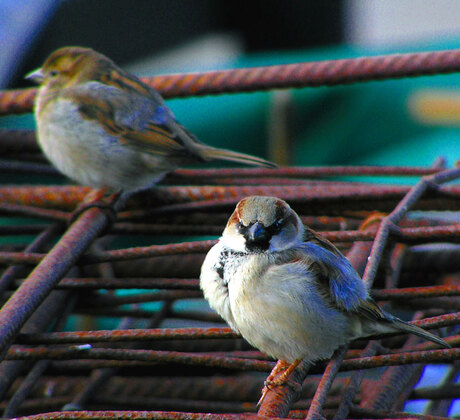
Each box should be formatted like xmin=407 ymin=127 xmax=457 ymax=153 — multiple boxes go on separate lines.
xmin=4 ymin=49 xmax=460 ymax=115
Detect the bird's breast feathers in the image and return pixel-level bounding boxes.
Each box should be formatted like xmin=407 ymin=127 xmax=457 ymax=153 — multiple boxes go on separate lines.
xmin=201 ymin=242 xmax=356 ymax=362
xmin=35 ymin=94 xmax=165 ymax=190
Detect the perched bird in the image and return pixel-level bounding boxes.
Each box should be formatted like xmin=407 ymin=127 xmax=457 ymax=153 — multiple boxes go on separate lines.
xmin=200 ymin=196 xmax=449 ymax=401
xmin=26 ymin=47 xmax=275 ymax=192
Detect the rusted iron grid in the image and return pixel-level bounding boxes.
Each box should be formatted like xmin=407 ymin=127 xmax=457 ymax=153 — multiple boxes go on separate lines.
xmin=0 ymin=49 xmax=458 ymax=419
xmin=3 ymin=48 xmax=460 ymax=114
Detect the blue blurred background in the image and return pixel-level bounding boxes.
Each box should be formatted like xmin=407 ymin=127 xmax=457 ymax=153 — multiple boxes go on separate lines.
xmin=1 ymin=0 xmax=459 ymax=415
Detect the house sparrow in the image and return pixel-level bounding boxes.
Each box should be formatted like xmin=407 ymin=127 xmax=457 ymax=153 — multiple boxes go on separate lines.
xmin=26 ymin=47 xmax=276 ymax=192
xmin=200 ymin=196 xmax=449 ymax=400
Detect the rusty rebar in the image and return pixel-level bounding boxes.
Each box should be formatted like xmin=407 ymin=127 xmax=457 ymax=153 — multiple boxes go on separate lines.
xmin=15 ymin=318 xmax=451 ymax=345
xmin=6 ymin=346 xmax=275 ymax=372
xmin=1 ymin=184 xmax=460 ymax=217
xmin=41 ymin=277 xmax=200 ymax=290
xmin=0 ymin=203 xmax=112 ymax=358
xmin=350 ymin=406 xmax=451 ymax=419
xmin=4 ymin=49 xmax=460 ymax=115
xmin=0 ymin=291 xmax=72 ymax=402
xmin=306 ymin=346 xmax=348 ymax=420
xmin=0 ymin=202 xmax=70 ymax=222
xmin=426 ymin=361 xmax=460 ymax=416
xmin=0 ymin=223 xmax=62 ymax=296
xmin=1 ymin=223 xmax=460 ymax=268
xmin=411 ymin=383 xmax=460 ymax=400
xmin=361 ymin=314 xmax=428 ymax=412
xmin=333 ymin=342 xmax=380 ymax=420
xmin=3 ymin=296 xmax=77 ymax=418
xmin=372 ymin=285 xmax=460 ymax=300
xmin=64 ymin=301 xmax=171 ymax=412
xmin=362 ymin=167 xmax=460 ymax=286
xmin=172 ymin=165 xmax=443 ymax=179
xmin=29 ymin=343 xmax=458 ymax=374
xmin=1 ymin=46 xmax=460 ymax=419
xmin=16 ymin=327 xmax=237 ymax=345
xmin=16 ymin=411 xmax=265 ymax=419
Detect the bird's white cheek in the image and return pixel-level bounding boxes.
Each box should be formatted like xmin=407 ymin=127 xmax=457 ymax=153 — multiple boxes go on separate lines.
xmin=221 ymin=233 xmax=246 ymax=253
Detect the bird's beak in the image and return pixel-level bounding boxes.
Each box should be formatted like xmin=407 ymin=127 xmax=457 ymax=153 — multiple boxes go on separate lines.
xmin=25 ymin=68 xmax=45 ymax=84
xmin=246 ymin=222 xmax=269 ymax=243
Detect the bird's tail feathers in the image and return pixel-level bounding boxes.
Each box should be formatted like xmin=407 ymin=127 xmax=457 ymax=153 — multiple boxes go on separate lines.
xmin=198 ymin=146 xmax=277 ymax=169
xmin=382 ymin=317 xmax=450 ymax=349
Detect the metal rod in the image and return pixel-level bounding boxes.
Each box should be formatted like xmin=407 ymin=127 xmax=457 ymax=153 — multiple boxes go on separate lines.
xmin=4 ymin=49 xmax=460 ymax=114
xmin=0 ymin=205 xmax=111 ymax=358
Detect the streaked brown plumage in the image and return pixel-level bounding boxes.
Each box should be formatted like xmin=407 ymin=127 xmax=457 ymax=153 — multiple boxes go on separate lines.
xmin=200 ymin=196 xmax=450 ymax=404
xmin=27 ymin=47 xmax=276 ymax=192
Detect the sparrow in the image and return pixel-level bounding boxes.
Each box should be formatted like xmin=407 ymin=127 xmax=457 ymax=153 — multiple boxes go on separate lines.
xmin=26 ymin=47 xmax=276 ymax=192
xmin=200 ymin=196 xmax=449 ymax=401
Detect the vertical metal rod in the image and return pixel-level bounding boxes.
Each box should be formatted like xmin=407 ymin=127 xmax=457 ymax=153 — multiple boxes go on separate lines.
xmin=0 ymin=223 xmax=62 ymax=296
xmin=0 ymin=290 xmax=71 ymax=401
xmin=359 ymin=314 xmax=426 ymax=411
xmin=0 ymin=207 xmax=109 ymax=358
xmin=362 ymin=167 xmax=460 ymax=286
xmin=2 ymin=295 xmax=78 ymax=417
xmin=333 ymin=342 xmax=379 ymax=420
xmin=306 ymin=346 xmax=348 ymax=420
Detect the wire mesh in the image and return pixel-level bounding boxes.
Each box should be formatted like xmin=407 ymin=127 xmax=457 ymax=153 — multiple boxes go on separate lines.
xmin=0 ymin=49 xmax=459 ymax=419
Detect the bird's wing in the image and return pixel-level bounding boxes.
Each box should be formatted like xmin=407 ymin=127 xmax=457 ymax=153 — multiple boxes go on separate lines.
xmin=298 ymin=239 xmax=388 ymax=322
xmin=303 ymin=226 xmax=344 ymax=258
xmin=63 ymin=82 xmax=200 ymax=157
xmin=298 ymin=240 xmax=451 ymax=347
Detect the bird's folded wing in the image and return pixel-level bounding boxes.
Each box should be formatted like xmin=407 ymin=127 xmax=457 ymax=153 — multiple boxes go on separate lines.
xmin=298 ymin=240 xmax=392 ymax=322
xmin=353 ymin=297 xmax=388 ymax=322
xmin=63 ymin=84 xmax=191 ymax=156
xmin=298 ymin=240 xmax=376 ymax=315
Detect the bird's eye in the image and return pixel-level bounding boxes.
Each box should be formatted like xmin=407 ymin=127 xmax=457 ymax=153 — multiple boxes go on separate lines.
xmin=49 ymin=70 xmax=58 ymax=78
xmin=269 ymin=218 xmax=284 ymax=234
xmin=237 ymin=221 xmax=247 ymax=234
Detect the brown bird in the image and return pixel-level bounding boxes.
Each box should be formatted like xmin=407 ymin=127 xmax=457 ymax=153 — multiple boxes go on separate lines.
xmin=26 ymin=46 xmax=276 ymax=192
xmin=200 ymin=196 xmax=450 ymax=404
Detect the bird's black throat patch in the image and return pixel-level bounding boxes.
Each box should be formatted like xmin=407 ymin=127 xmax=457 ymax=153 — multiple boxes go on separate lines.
xmin=214 ymin=248 xmax=245 ymax=284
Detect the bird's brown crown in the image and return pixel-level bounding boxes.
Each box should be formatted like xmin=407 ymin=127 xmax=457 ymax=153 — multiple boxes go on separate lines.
xmin=38 ymin=47 xmax=114 ymax=87
xmin=40 ymin=46 xmax=152 ymax=96
xmin=223 ymin=196 xmax=304 ymax=252
xmin=231 ymin=196 xmax=289 ymax=228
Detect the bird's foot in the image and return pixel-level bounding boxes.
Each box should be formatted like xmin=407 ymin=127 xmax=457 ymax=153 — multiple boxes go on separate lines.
xmin=257 ymin=359 xmax=302 ymax=406
xmin=69 ymin=188 xmax=122 ymax=227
